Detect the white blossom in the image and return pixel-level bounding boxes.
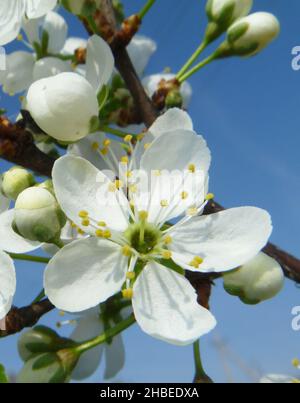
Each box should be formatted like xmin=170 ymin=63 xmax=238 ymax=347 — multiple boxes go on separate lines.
xmin=207 ymin=0 xmax=252 ymax=26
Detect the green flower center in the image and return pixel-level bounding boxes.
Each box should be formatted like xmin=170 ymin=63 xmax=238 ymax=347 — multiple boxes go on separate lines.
xmin=124 ymin=222 xmax=162 ymax=255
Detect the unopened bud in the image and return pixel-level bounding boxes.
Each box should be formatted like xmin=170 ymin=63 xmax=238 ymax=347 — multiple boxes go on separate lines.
xmin=1 ymin=167 xmax=35 ymax=200
xmin=165 ymin=89 xmax=183 ymax=109
xmin=62 ymin=0 xmax=101 ymax=16
xmin=14 ymin=187 xmax=66 ymax=243
xmin=223 ymin=252 xmax=284 ymax=304
xmin=226 ymin=12 xmax=280 ymax=57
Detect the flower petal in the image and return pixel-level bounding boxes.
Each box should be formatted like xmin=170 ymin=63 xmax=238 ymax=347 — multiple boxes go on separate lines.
xmin=42 ymin=11 xmax=68 ymax=54
xmin=71 ymin=310 xmax=104 ymax=380
xmin=53 ymin=155 xmax=130 ymax=233
xmin=33 ymin=57 xmax=72 ymax=81
xmin=0 ymin=0 xmax=24 ymax=45
xmin=127 ymin=35 xmax=157 ymax=76
xmin=143 ymin=74 xmax=192 ymax=109
xmin=61 ymin=37 xmax=88 ymax=55
xmin=141 ymin=129 xmax=211 ymax=174
xmin=260 ymin=374 xmax=296 ymax=384
xmin=44 ymin=238 xmax=127 ymax=312
xmin=147 ymin=108 xmax=193 ymax=138
xmin=22 ymin=16 xmax=41 ymax=45
xmin=0 ymin=51 xmax=34 ymax=95
xmin=85 ymin=35 xmax=114 ymax=94
xmin=25 ymin=0 xmax=57 ymax=19
xmin=104 ymin=334 xmax=125 ymax=379
xmin=0 ymin=251 xmax=16 ymax=320
xmin=0 ymin=179 xmax=10 ymax=213
xmin=132 ymin=262 xmax=216 ymax=345
xmin=0 ymin=210 xmax=41 ymax=253
xmin=169 ymin=207 xmax=272 ymax=273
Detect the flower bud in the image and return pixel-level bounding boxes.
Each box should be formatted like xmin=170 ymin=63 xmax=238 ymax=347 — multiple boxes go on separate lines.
xmin=17 ymin=350 xmax=79 ymax=384
xmin=1 ymin=167 xmax=35 ymax=200
xmin=62 ymin=0 xmax=101 ymax=16
xmin=223 ymin=252 xmax=284 ymax=304
xmin=226 ymin=12 xmax=280 ymax=56
xmin=205 ymin=0 xmax=252 ymax=42
xmin=14 ymin=187 xmax=67 ymax=243
xmin=26 ymin=72 xmax=99 ymax=142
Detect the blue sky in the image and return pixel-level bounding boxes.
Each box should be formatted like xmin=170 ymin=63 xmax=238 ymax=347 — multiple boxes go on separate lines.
xmin=0 ymin=0 xmax=299 ymax=383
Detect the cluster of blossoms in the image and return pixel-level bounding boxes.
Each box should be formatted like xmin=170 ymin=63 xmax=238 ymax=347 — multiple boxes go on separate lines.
xmin=0 ymin=0 xmax=286 ymax=383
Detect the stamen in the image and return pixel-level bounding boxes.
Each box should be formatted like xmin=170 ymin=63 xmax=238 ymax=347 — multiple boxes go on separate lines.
xmin=160 ymin=200 xmax=169 ymax=207
xmin=189 ymin=256 xmax=204 ymax=269
xmin=103 ymin=139 xmax=111 ymax=147
xmin=103 ymin=230 xmax=112 ymax=239
xmin=126 ymin=272 xmax=135 ymax=280
xmin=161 ymin=250 xmax=172 ymax=259
xmin=164 ymin=235 xmax=173 ymax=245
xmin=78 ymin=210 xmax=89 ymax=218
xmin=92 ymin=142 xmax=99 ymax=151
xmin=187 ymin=207 xmax=198 ymax=216
xmin=137 ymin=133 xmax=145 ymax=141
xmin=124 ymin=135 xmax=133 ymax=143
xmin=115 ymin=179 xmax=123 ymax=190
xmin=205 ymin=193 xmax=215 ymax=201
xmin=144 ymin=143 xmax=151 ymax=150
xmin=95 ymin=229 xmax=104 ymax=237
xmin=122 ymin=288 xmax=133 ymax=299
xmin=139 ymin=211 xmax=148 ymax=221
xmin=98 ymin=221 xmax=106 ymax=227
xmin=122 ymin=245 xmax=132 ymax=257
xmin=181 ymin=191 xmax=189 ymax=200
xmin=120 ymin=156 xmax=129 ymax=164
xmin=188 ymin=164 xmax=196 ymax=173
xmin=292 ymin=358 xmax=300 ymax=368
xmin=81 ymin=218 xmax=90 ymax=227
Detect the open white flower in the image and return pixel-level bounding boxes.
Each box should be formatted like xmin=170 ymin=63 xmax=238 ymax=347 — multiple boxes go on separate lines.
xmin=26 ymin=34 xmax=114 ymax=142
xmin=0 ymin=0 xmax=57 ymax=46
xmin=45 ymin=110 xmax=272 ymax=345
xmin=0 ymin=196 xmax=41 ymax=322
xmin=70 ymin=308 xmax=126 ymax=380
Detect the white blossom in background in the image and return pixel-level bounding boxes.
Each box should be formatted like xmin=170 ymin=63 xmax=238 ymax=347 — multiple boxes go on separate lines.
xmin=227 ymin=12 xmax=280 ymax=56
xmin=127 ymin=35 xmax=157 ymax=77
xmin=44 ymin=109 xmax=272 ymax=345
xmin=143 ymin=73 xmax=192 ymax=109
xmin=0 ymin=0 xmax=57 ymax=45
xmin=0 ymin=12 xmax=80 ymax=96
xmin=26 ymin=34 xmax=114 ymax=142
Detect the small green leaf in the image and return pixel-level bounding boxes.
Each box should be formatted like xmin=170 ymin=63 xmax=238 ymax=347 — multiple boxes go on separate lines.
xmin=0 ymin=364 xmax=9 ymax=383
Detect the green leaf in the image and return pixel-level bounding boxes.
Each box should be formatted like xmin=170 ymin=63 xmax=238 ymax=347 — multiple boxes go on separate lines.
xmin=0 ymin=364 xmax=9 ymax=383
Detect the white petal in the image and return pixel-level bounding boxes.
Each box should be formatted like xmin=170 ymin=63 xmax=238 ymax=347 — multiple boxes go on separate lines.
xmin=71 ymin=311 xmax=104 ymax=380
xmin=53 ymin=155 xmax=130 ymax=233
xmin=0 ymin=251 xmax=16 ymax=320
xmin=25 ymin=0 xmax=57 ymax=19
xmin=132 ymin=262 xmax=216 ymax=345
xmin=22 ymin=16 xmax=41 ymax=45
xmin=0 ymin=210 xmax=41 ymax=253
xmin=147 ymin=107 xmax=193 ymax=137
xmin=143 ymin=74 xmax=192 ymax=109
xmin=68 ymin=132 xmax=125 ymax=173
xmin=1 ymin=51 xmax=34 ymax=95
xmin=33 ymin=57 xmax=72 ymax=81
xmin=260 ymin=374 xmax=296 ymax=384
xmin=85 ymin=35 xmax=114 ymax=93
xmin=141 ymin=129 xmax=211 ymax=174
xmin=0 ymin=0 xmax=24 ymax=45
xmin=169 ymin=207 xmax=272 ymax=273
xmin=0 ymin=178 xmax=10 ymax=213
xmin=127 ymin=35 xmax=157 ymax=76
xmin=104 ymin=334 xmax=125 ymax=379
xmin=61 ymin=37 xmax=88 ymax=55
xmin=44 ymin=238 xmax=128 ymax=312
xmin=42 ymin=11 xmax=68 ymax=54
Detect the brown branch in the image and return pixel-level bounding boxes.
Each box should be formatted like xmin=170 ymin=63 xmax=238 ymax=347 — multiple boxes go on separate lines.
xmin=0 ymin=117 xmax=55 ymax=177
xmin=0 ymin=299 xmax=54 ymax=338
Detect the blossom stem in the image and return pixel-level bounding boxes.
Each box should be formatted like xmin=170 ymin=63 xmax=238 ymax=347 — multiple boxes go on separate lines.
xmin=176 ymin=41 xmax=208 ymax=80
xmin=8 ymin=253 xmax=50 ymax=264
xmin=100 ymin=125 xmax=136 ymax=139
xmin=193 ymin=339 xmax=213 ymax=383
xmin=138 ymin=0 xmax=156 ymax=20
xmin=31 ymin=289 xmax=45 ymax=304
xmin=73 ymin=314 xmax=136 ymax=355
xmin=178 ymin=53 xmax=217 ymax=83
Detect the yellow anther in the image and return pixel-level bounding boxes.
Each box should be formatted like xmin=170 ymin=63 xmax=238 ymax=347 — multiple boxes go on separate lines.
xmin=122 ymin=288 xmax=133 ymax=299
xmin=181 ymin=191 xmax=189 ymax=200
xmin=19 ymin=96 xmax=24 ymax=102
xmin=71 ymin=222 xmax=77 ymax=228
xmin=205 ymin=193 xmax=215 ymax=201
xmin=103 ymin=139 xmax=111 ymax=147
xmin=137 ymin=133 xmax=145 ymax=141
xmin=187 ymin=207 xmax=198 ymax=216
xmin=129 ymin=184 xmax=138 ymax=193
xmin=144 ymin=143 xmax=151 ymax=150
xmin=59 ymin=311 xmax=65 ymax=317
xmin=189 ymin=256 xmax=204 ymax=269
xmin=162 ymin=250 xmax=172 ymax=260
xmin=126 ymin=272 xmax=135 ymax=280
xmin=81 ymin=218 xmax=90 ymax=227
xmin=77 ymin=228 xmax=85 ymax=235
xmin=129 ymin=199 xmax=135 ymax=208
xmin=108 ymin=183 xmax=117 ymax=192
xmin=153 ymin=170 xmax=161 ymax=176
xmin=160 ymin=200 xmax=169 ymax=208
xmin=100 ymin=147 xmax=108 ymax=155
xmin=164 ymin=235 xmax=173 ymax=245
xmin=139 ymin=211 xmax=148 ymax=221
xmin=120 ymin=156 xmax=129 ymax=164
xmin=188 ymin=164 xmax=196 ymax=173
xmin=124 ymin=135 xmax=133 ymax=143
xmin=78 ymin=210 xmax=89 ymax=218
xmin=292 ymin=379 xmax=300 ymax=384
xmin=122 ymin=245 xmax=132 ymax=257
xmin=92 ymin=142 xmax=99 ymax=151
xmin=126 ymin=170 xmax=133 ymax=178
xmin=194 ymin=256 xmax=204 ymax=264
xmin=115 ymin=179 xmax=123 ymax=189
xmin=97 ymin=221 xmax=106 ymax=227
xmin=95 ymin=229 xmax=104 ymax=238
xmin=103 ymin=230 xmax=112 ymax=239
xmin=292 ymin=358 xmax=300 ymax=368
xmin=17 ymin=33 xmax=23 ymax=41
